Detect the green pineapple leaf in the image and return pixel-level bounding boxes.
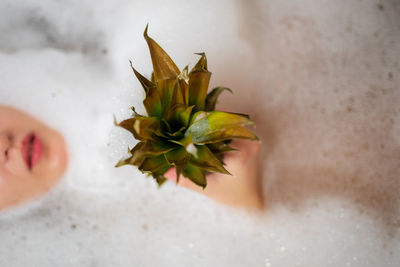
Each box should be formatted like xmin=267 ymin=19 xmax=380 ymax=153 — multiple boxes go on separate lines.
xmin=115 ymin=141 xmax=147 ymax=167
xmin=185 ymin=111 xmax=258 ymax=143
xmin=143 ymin=86 xmax=162 ymax=117
xmin=115 ymin=27 xmax=258 ymax=188
xmin=139 ymin=154 xmax=171 ymax=180
xmin=144 ymin=25 xmax=180 ymax=81
xmin=190 ymin=145 xmax=230 ymax=175
xmin=129 ymin=60 xmax=155 ymax=94
xmin=116 ymin=141 xmax=175 ymax=168
xmin=164 ymin=147 xmax=190 ymax=182
xmin=156 ymin=78 xmax=177 ymax=116
xmin=182 ymin=164 xmax=207 ymax=188
xmin=117 ymin=117 xmax=160 ymax=141
xmin=188 ymin=53 xmax=211 ymax=112
xmin=207 ymin=142 xmax=238 ymax=155
xmin=205 ymin=87 xmax=232 ymax=111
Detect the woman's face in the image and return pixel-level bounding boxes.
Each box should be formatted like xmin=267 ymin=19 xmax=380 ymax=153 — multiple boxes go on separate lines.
xmin=0 ymin=106 xmax=67 ymax=210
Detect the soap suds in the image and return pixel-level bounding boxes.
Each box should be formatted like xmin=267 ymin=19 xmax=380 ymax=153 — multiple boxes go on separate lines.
xmin=0 ymin=0 xmax=399 ymax=266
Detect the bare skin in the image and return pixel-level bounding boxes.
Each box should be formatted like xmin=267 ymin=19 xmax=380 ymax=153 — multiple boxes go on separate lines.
xmin=0 ymin=106 xmax=68 ymax=210
xmin=165 ymin=139 xmax=264 ymax=209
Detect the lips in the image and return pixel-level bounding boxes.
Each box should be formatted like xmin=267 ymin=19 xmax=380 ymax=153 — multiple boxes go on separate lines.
xmin=21 ymin=133 xmax=43 ymax=170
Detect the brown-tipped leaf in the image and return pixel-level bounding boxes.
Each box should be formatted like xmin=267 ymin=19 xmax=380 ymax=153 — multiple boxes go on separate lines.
xmin=115 ymin=141 xmax=146 ymax=167
xmin=144 ymin=25 xmax=180 ymax=81
xmin=129 ymin=60 xmax=155 ymax=94
xmin=116 ymin=141 xmax=175 ymax=168
xmin=116 ymin=28 xmax=259 ymax=189
xmin=191 ymin=52 xmax=208 ymax=72
xmin=188 ymin=53 xmax=211 ymax=111
xmin=117 ymin=117 xmax=160 ymax=141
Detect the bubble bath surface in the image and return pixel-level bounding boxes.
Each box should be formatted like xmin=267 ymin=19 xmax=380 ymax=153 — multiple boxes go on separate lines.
xmin=0 ymin=0 xmax=399 ymax=266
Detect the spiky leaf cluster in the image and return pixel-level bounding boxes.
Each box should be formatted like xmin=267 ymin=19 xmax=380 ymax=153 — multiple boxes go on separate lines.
xmin=116 ymin=26 xmax=258 ymax=188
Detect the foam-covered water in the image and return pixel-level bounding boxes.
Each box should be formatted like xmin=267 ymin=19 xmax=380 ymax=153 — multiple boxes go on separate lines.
xmin=0 ymin=0 xmax=399 ymax=266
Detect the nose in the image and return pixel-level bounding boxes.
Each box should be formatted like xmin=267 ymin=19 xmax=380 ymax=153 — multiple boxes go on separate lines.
xmin=0 ymin=132 xmax=12 ymax=163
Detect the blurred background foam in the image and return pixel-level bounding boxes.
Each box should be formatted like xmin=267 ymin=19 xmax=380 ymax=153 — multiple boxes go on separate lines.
xmin=0 ymin=0 xmax=399 ymax=266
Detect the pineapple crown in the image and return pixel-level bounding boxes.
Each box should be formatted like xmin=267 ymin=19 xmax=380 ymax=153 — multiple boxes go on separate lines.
xmin=115 ymin=26 xmax=258 ymax=188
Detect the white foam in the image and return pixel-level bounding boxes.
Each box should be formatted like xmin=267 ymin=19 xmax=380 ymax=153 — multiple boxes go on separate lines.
xmin=0 ymin=0 xmax=399 ymax=266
